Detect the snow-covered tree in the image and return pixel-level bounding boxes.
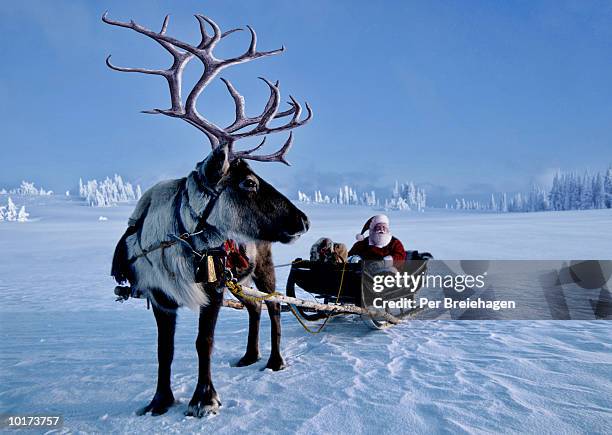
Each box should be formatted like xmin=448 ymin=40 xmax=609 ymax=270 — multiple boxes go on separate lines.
xmin=575 ymin=172 xmax=590 ymax=210
xmin=449 ymin=165 xmax=611 ymax=213
xmin=448 ymin=198 xmax=491 ymax=211
xmin=298 ymin=190 xmax=334 ymax=204
xmin=534 ymin=185 xmax=550 ymax=211
xmin=546 ymin=168 xmax=611 ymax=211
xmin=297 ymin=181 xmax=422 ymax=210
xmin=337 ymin=187 xmax=344 ymax=204
xmin=6 ymin=197 xmax=17 ymax=221
xmin=592 ymin=173 xmax=605 ymax=209
xmin=331 ymin=185 xmax=360 ymax=205
xmin=385 ymin=196 xmax=410 ymax=210
xmin=79 ymin=174 xmax=143 ymax=207
xmin=567 ymin=173 xmax=580 ymax=210
xmin=0 ymin=197 xmax=29 ymax=222
xmin=500 ymin=193 xmax=508 ymax=212
xmin=7 ymin=181 xmax=52 ymax=196
xmin=387 ymin=180 xmax=427 ymax=211
xmin=297 ymin=190 xmax=311 ymax=203
xmin=362 ymin=190 xmax=377 ymax=207
xmin=392 ymin=181 xmax=400 ymax=199
xmin=549 ymin=172 xmax=562 ymax=211
xmin=489 ymin=194 xmax=497 ymax=211
xmin=17 ymin=206 xmax=29 ymax=222
xmin=604 ymin=166 xmax=612 ymax=208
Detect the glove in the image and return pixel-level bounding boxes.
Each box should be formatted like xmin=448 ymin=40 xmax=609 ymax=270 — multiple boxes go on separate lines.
xmin=348 ymin=255 xmax=362 ymax=263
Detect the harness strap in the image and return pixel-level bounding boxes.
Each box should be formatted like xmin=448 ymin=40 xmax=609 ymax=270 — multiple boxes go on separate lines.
xmin=127 ymin=234 xmax=191 ymax=264
xmin=195 ymin=191 xmax=219 ymax=233
xmin=127 ymin=174 xmax=223 ymax=264
xmin=187 ymin=171 xmax=221 ymax=233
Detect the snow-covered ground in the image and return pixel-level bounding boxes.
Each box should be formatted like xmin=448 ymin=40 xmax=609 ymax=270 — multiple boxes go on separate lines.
xmin=1 ymin=196 xmax=611 ymax=433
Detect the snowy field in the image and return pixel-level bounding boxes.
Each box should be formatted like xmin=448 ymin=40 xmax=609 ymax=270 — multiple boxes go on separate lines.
xmin=1 ymin=195 xmax=611 ymax=433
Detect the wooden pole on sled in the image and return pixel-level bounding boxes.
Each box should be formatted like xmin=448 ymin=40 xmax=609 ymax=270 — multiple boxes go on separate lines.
xmin=223 ymin=283 xmax=402 ymax=325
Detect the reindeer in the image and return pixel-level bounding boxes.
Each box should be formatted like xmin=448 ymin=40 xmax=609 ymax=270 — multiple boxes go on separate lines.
xmin=103 ymin=12 xmax=312 ymax=417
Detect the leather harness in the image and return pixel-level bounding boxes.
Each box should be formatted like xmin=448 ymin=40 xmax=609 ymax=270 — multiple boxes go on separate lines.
xmin=127 ymin=175 xmax=225 ymax=264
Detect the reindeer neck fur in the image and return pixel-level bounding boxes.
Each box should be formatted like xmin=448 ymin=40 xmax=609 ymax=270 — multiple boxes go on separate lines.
xmin=124 ymin=171 xmax=228 ymax=311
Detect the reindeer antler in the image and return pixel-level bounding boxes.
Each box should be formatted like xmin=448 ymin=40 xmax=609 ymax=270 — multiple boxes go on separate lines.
xmin=103 ymin=12 xmax=312 ymax=165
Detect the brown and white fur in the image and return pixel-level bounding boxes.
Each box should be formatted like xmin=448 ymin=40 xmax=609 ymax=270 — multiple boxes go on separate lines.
xmin=112 ymin=145 xmax=308 ymax=416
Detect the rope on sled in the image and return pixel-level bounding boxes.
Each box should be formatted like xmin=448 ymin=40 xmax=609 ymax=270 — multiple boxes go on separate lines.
xmin=274 ymin=259 xmax=307 ymax=269
xmin=285 ymin=262 xmax=347 ymax=334
xmin=225 ymin=279 xmax=281 ymax=303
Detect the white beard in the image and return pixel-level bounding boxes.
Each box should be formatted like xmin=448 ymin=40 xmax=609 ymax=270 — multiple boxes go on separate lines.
xmin=369 ymin=232 xmax=392 ymax=248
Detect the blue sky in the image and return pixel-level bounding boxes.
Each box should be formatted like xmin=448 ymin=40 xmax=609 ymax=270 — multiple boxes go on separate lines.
xmin=1 ymin=0 xmax=611 ymax=203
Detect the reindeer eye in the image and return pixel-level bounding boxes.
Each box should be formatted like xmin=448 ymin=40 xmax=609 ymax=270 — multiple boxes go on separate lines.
xmin=240 ymin=178 xmax=258 ymax=192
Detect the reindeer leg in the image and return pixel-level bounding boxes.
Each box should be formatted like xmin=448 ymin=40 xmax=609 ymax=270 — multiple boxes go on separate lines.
xmin=234 ymin=295 xmax=262 ymax=366
xmin=263 ymin=299 xmax=286 ymax=371
xmin=137 ymin=299 xmax=177 ymax=416
xmin=253 ymin=244 xmax=286 ymax=371
xmin=185 ymin=289 xmax=223 ymax=417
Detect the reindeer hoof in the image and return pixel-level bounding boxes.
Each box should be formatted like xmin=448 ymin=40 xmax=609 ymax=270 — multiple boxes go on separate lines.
xmin=136 ymin=390 xmax=175 ymax=416
xmin=234 ymin=353 xmax=261 ymax=367
xmin=264 ymin=356 xmax=287 ymax=371
xmin=185 ymin=385 xmax=221 ymax=418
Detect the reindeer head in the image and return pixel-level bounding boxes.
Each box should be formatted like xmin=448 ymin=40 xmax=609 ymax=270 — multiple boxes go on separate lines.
xmin=195 ymin=145 xmax=309 ymax=244
xmin=103 ymin=12 xmax=311 ymax=244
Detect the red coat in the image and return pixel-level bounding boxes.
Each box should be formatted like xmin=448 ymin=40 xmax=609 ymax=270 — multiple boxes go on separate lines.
xmin=348 ymin=237 xmax=406 ymax=261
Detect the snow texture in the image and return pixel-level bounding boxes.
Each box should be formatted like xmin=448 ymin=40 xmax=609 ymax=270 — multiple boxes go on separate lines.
xmin=0 ymin=197 xmax=610 ymax=433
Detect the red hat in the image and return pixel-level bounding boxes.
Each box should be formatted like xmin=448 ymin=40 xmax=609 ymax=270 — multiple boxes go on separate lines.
xmin=356 ymin=214 xmax=389 ymax=241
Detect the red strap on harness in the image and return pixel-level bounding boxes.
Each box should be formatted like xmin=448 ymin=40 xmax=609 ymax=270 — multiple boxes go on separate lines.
xmin=224 ymin=240 xmax=250 ymax=271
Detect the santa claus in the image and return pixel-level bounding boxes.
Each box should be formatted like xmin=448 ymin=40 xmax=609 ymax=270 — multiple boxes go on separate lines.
xmin=348 ymin=214 xmax=406 ymax=262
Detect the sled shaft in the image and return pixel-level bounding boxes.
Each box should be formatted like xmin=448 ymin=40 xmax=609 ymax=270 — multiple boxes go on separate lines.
xmin=231 ymin=284 xmax=401 ymax=324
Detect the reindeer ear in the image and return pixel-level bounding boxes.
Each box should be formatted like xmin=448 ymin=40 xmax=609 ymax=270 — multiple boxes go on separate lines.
xmin=199 ymin=145 xmax=230 ymax=186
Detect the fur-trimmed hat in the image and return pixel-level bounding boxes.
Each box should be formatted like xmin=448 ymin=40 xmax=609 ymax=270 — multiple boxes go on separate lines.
xmin=356 ymin=214 xmax=390 ymax=241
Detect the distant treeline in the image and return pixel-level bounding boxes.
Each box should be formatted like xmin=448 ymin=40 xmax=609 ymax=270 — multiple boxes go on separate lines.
xmin=298 ymin=181 xmax=427 ymax=211
xmin=79 ymin=175 xmax=142 ymax=207
xmin=448 ymin=166 xmax=612 ymax=212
